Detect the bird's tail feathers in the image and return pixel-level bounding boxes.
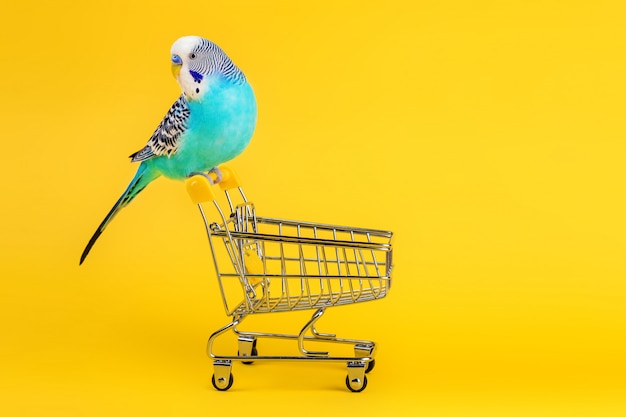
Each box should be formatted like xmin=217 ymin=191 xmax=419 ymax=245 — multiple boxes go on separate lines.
xmin=80 ymin=163 xmax=160 ymax=265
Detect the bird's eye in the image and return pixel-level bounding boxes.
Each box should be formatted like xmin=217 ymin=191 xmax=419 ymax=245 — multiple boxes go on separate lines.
xmin=171 ymin=54 xmax=182 ymax=65
xmin=190 ymin=53 xmax=196 ymax=59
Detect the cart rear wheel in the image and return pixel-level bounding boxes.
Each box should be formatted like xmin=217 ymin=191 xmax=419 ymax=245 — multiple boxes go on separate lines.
xmin=212 ymin=373 xmax=234 ymax=391
xmin=345 ymin=374 xmax=368 ymax=392
xmin=365 ymin=359 xmax=376 ymax=374
xmin=239 ymin=346 xmax=258 ymax=365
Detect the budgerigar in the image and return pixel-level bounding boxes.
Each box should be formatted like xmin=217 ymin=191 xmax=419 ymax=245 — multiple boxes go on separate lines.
xmin=80 ymin=36 xmax=257 ymax=265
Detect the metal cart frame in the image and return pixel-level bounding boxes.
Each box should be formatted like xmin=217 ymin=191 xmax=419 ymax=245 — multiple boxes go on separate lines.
xmin=186 ymin=167 xmax=393 ymax=392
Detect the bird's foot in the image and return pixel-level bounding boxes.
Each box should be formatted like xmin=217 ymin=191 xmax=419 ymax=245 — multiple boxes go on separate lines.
xmin=187 ymin=167 xmax=222 ymax=185
xmin=208 ymin=167 xmax=223 ymax=184
xmin=186 ymin=170 xmax=216 ymax=185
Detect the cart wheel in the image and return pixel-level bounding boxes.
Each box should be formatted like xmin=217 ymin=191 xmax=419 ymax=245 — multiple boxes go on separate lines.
xmin=212 ymin=373 xmax=234 ymax=391
xmin=345 ymin=374 xmax=368 ymax=393
xmin=365 ymin=359 xmax=376 ymax=374
xmin=239 ymin=346 xmax=258 ymax=365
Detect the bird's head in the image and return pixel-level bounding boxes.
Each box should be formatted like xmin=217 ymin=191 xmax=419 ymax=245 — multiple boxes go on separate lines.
xmin=170 ymin=36 xmax=246 ymax=101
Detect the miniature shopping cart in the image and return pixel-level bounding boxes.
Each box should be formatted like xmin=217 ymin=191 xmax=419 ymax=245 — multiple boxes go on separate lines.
xmin=185 ymin=166 xmax=393 ymax=392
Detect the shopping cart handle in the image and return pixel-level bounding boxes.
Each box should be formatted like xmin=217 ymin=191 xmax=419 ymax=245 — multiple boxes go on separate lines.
xmin=185 ymin=174 xmax=216 ymax=204
xmin=216 ymin=165 xmax=242 ymax=191
xmin=185 ymin=165 xmax=243 ymax=203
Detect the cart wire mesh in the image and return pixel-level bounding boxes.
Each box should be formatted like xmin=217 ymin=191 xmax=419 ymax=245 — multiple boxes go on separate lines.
xmin=200 ymin=200 xmax=393 ymax=316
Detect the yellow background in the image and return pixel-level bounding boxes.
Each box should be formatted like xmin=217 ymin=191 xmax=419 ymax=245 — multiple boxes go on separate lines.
xmin=1 ymin=1 xmax=625 ymax=415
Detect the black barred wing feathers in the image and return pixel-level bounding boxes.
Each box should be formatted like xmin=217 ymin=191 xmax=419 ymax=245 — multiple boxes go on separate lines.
xmin=130 ymin=95 xmax=190 ymax=162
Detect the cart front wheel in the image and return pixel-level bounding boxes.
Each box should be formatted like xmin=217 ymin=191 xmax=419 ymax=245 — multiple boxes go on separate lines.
xmin=345 ymin=374 xmax=368 ymax=392
xmin=212 ymin=373 xmax=234 ymax=391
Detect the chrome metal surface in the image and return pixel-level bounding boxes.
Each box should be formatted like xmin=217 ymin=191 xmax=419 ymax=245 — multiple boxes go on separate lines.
xmin=197 ymin=182 xmax=394 ymax=391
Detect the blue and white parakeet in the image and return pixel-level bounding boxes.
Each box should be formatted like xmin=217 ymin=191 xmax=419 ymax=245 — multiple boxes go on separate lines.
xmin=80 ymin=36 xmax=257 ymax=264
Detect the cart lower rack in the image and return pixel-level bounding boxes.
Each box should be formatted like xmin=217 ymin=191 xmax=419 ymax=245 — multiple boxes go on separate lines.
xmin=186 ymin=167 xmax=393 ymax=392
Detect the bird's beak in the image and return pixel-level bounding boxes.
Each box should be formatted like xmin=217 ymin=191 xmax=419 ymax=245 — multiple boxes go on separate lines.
xmin=171 ymin=63 xmax=182 ymax=78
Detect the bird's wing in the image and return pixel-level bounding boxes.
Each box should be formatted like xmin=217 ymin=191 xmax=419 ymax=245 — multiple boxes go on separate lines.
xmin=129 ymin=95 xmax=190 ymax=162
